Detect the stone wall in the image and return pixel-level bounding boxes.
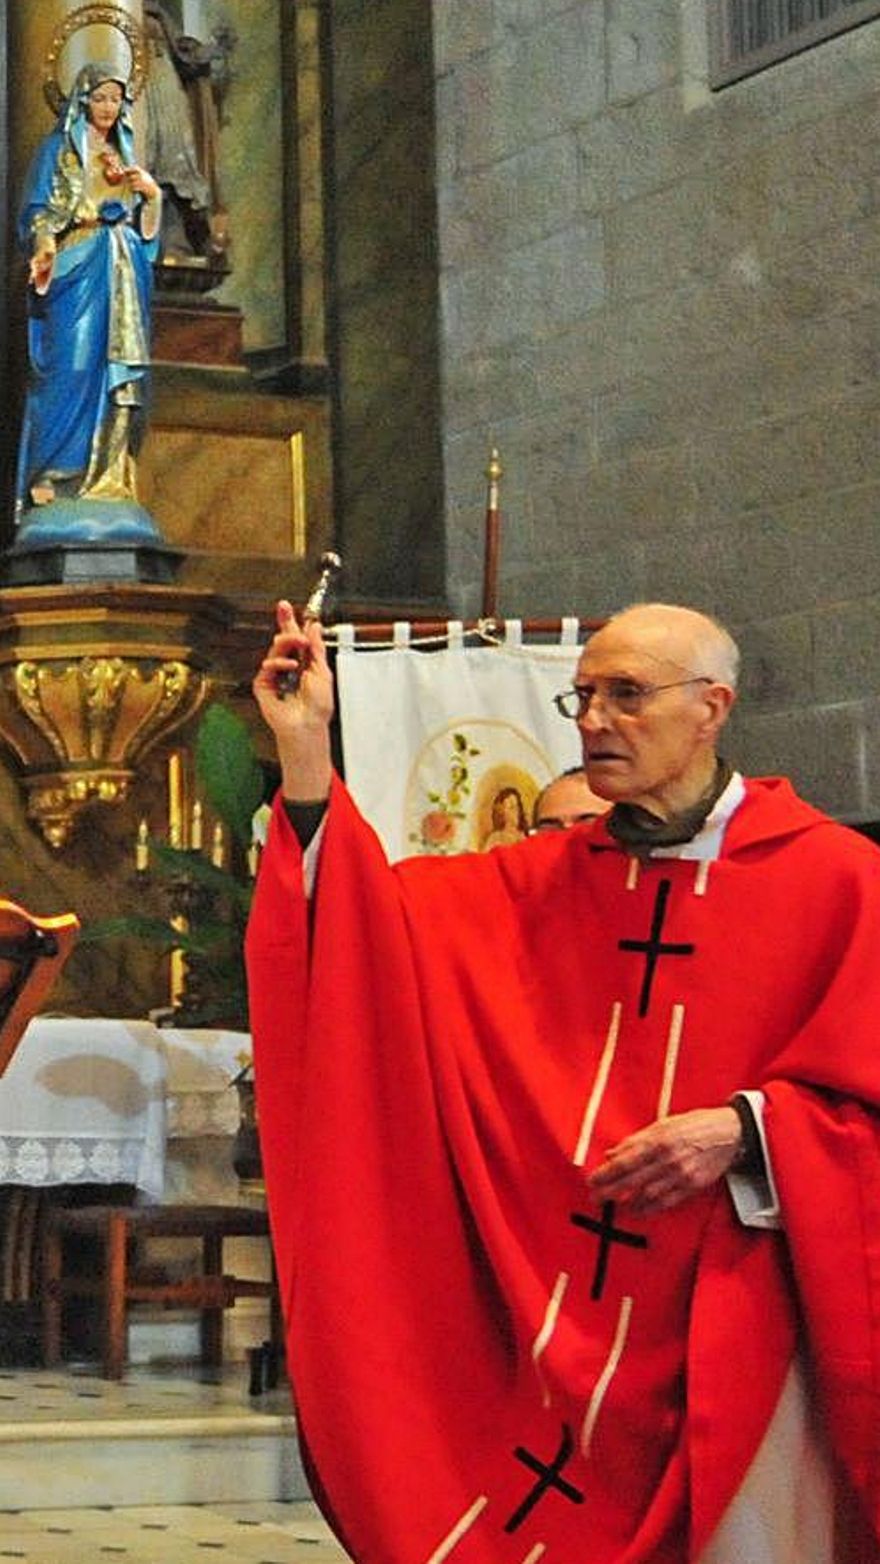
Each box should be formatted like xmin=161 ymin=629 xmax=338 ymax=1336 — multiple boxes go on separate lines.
xmin=327 ymin=0 xmax=446 ymax=606
xmin=434 ymin=0 xmax=880 ymax=819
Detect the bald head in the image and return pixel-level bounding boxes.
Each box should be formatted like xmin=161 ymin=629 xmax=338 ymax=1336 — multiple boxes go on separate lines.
xmin=574 ymin=603 xmax=739 ymax=819
xmin=594 ymin=604 xmax=740 ymax=688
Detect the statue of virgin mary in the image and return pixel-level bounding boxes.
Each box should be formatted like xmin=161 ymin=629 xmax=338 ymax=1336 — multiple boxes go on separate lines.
xmin=13 ymin=60 xmax=170 ymax=564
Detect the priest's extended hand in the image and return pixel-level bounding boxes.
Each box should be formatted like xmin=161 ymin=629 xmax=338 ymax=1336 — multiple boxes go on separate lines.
xmin=587 ymin=1106 xmax=744 ymax=1215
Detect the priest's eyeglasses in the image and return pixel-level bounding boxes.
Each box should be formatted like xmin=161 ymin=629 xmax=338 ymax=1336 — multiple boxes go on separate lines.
xmin=553 ymin=676 xmax=712 ymax=720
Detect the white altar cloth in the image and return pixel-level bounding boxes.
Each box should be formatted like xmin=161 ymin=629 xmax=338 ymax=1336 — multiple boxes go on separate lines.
xmin=160 ymin=1028 xmax=251 ymax=1139
xmin=0 ymin=1018 xmax=167 ymax=1198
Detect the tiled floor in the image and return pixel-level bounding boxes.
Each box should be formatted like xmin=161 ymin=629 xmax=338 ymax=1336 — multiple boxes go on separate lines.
xmin=0 ymin=1363 xmax=292 ymax=1427
xmin=0 ymin=1501 xmax=348 ymax=1562
xmin=0 ymin=1367 xmax=352 ymax=1562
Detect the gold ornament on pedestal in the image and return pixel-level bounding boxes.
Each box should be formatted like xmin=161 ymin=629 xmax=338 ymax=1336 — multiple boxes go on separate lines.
xmin=0 ymin=586 xmax=220 ymax=849
xmin=2 ymin=657 xmax=201 ymax=849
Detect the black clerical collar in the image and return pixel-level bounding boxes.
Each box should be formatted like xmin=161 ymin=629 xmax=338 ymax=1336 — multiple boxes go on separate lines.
xmin=606 ymin=758 xmax=734 ymax=853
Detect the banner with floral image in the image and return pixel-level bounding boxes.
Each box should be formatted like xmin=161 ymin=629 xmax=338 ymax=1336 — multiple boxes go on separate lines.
xmin=335 ymin=634 xmax=583 ymax=862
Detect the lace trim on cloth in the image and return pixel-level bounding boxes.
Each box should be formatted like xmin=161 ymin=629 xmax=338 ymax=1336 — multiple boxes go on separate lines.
xmin=0 ymin=1136 xmax=156 ymax=1191
xmin=166 ymin=1090 xmax=239 ymax=1137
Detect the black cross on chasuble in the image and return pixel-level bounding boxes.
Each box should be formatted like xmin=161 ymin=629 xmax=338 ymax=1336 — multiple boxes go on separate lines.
xmin=618 ymin=877 xmax=695 ymax=1017
xmin=504 ymin=1423 xmax=585 ymax=1533
xmin=571 ymin=1201 xmax=649 ymax=1300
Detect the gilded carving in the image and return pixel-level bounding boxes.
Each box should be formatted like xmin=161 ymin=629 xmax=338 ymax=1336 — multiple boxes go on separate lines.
xmin=13 ymin=662 xmax=69 ymax=763
xmin=0 ymin=585 xmax=221 ymax=848
xmin=24 ymin=771 xmax=131 ymax=851
xmin=80 ymin=656 xmax=128 ymax=761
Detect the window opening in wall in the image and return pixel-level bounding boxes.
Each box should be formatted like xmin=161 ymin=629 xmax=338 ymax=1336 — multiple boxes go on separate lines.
xmin=709 ymin=0 xmax=880 ymax=87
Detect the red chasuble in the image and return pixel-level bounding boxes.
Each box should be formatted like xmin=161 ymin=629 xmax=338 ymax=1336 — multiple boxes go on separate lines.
xmin=246 ymin=775 xmax=880 ymax=1564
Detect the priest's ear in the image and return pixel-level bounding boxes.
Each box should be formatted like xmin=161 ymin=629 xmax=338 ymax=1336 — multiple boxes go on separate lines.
xmin=699 ymin=680 xmax=737 ymax=742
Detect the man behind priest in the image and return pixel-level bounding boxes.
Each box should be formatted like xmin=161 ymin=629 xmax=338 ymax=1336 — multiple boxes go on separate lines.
xmin=531 ymin=764 xmax=607 ymax=831
xmin=246 ymin=600 xmax=880 ymax=1564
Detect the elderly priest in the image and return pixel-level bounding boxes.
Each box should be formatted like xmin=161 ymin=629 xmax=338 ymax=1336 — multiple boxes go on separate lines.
xmin=246 ymin=600 xmax=880 ymax=1564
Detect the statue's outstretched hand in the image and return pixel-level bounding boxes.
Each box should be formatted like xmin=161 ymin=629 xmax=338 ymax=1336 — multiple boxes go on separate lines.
xmin=29 ymin=241 xmax=56 ymax=294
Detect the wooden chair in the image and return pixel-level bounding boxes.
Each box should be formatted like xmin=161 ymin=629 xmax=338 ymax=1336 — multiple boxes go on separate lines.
xmin=0 ymin=899 xmax=79 ymax=1075
xmin=41 ymin=1201 xmax=283 ymax=1380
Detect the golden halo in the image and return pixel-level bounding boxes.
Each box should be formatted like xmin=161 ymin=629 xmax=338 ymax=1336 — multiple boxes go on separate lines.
xmin=43 ymin=4 xmax=149 ymax=115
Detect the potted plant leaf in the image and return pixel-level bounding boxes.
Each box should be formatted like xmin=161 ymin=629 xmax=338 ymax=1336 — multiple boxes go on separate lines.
xmin=81 ymin=701 xmax=266 ymax=1028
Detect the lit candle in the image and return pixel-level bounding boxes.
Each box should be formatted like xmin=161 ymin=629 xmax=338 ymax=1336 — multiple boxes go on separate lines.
xmin=135 ymin=818 xmax=149 ymax=873
xmin=191 ymin=799 xmax=203 ymax=852
xmin=168 ymin=751 xmax=183 ymax=849
xmin=211 ymin=821 xmax=224 ymax=868
xmin=247 ymin=838 xmax=260 ymax=878
xmin=169 ymin=945 xmax=187 ymax=1009
xmin=168 ymin=909 xmax=189 ymax=1011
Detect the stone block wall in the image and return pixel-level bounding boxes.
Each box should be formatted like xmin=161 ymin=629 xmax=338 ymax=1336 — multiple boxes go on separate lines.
xmin=327 ymin=0 xmax=446 ymax=606
xmin=434 ymin=0 xmax=880 ymax=818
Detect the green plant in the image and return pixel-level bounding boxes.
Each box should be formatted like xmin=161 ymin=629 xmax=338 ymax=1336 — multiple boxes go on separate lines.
xmin=80 ymin=703 xmax=265 ymax=1028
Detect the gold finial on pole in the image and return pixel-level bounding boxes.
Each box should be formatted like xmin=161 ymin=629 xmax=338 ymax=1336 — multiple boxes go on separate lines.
xmin=487 ymin=446 xmax=502 ymax=505
xmin=482 ymin=447 xmax=503 ymax=623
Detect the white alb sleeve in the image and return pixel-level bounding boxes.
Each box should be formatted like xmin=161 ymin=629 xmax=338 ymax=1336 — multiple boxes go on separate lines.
xmin=726 ymin=1089 xmax=782 ymax=1230
xmin=301 ymin=816 xmax=326 ymax=898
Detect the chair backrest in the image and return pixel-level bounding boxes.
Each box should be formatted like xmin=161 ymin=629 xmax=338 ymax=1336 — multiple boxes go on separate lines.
xmin=0 ymin=900 xmax=79 ymax=1075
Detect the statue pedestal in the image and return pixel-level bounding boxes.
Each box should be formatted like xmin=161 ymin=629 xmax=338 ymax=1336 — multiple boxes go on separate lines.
xmin=0 ymin=580 xmax=227 ymax=848
xmin=1 ymin=499 xmax=182 ymax=587
xmin=1 ymin=543 xmax=181 ymax=587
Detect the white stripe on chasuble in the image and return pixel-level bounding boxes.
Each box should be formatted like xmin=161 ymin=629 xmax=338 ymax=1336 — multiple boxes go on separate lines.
xmin=519 ymin=1545 xmax=547 ymax=1563
xmin=656 ymin=1003 xmax=685 ymax=1120
xmin=580 ymin=1294 xmax=634 ymax=1457
xmin=625 ymin=856 xmax=640 ymax=891
xmin=573 ymin=1002 xmax=622 ymax=1168
xmin=531 ymin=1270 xmax=571 ymax=1407
xmin=424 ymin=1496 xmax=489 ymax=1563
xmin=693 ymin=858 xmax=711 ymax=896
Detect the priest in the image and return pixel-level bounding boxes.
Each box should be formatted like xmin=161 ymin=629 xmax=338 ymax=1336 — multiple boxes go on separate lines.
xmin=246 ymin=600 xmax=880 ymax=1564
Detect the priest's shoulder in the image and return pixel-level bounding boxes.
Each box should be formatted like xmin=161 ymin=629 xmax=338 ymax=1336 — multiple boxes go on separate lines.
xmin=730 ymin=775 xmax=880 ymax=865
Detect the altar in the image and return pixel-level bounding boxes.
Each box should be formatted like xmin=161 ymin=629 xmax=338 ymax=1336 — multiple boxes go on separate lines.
xmin=0 ymin=1017 xmax=251 ymax=1202
xmin=0 ymin=1018 xmax=168 ymax=1199
xmin=0 ymin=1018 xmax=260 ymax=1366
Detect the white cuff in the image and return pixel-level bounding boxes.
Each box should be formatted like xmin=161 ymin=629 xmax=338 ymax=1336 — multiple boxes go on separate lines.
xmin=726 ymin=1089 xmax=782 ymax=1230
xmin=302 ymin=816 xmax=326 ymax=897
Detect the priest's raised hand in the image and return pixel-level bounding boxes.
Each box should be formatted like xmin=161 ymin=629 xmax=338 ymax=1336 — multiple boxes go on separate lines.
xmin=252 ymin=599 xmax=333 ymax=805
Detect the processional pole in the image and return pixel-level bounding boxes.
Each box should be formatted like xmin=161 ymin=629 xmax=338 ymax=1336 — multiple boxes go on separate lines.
xmin=284 ymin=448 xmax=602 ymax=645
xmin=481 ymin=448 xmax=502 ymax=623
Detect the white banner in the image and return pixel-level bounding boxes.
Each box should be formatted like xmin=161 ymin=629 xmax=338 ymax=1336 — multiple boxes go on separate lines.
xmin=336 ymin=627 xmax=584 ymax=862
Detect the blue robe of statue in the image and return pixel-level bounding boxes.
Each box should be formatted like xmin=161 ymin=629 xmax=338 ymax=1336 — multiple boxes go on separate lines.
xmin=15 ymin=64 xmax=161 ymax=532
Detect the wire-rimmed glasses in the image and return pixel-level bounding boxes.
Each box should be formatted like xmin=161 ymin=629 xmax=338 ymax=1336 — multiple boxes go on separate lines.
xmin=553 ymin=676 xmax=712 ymax=720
